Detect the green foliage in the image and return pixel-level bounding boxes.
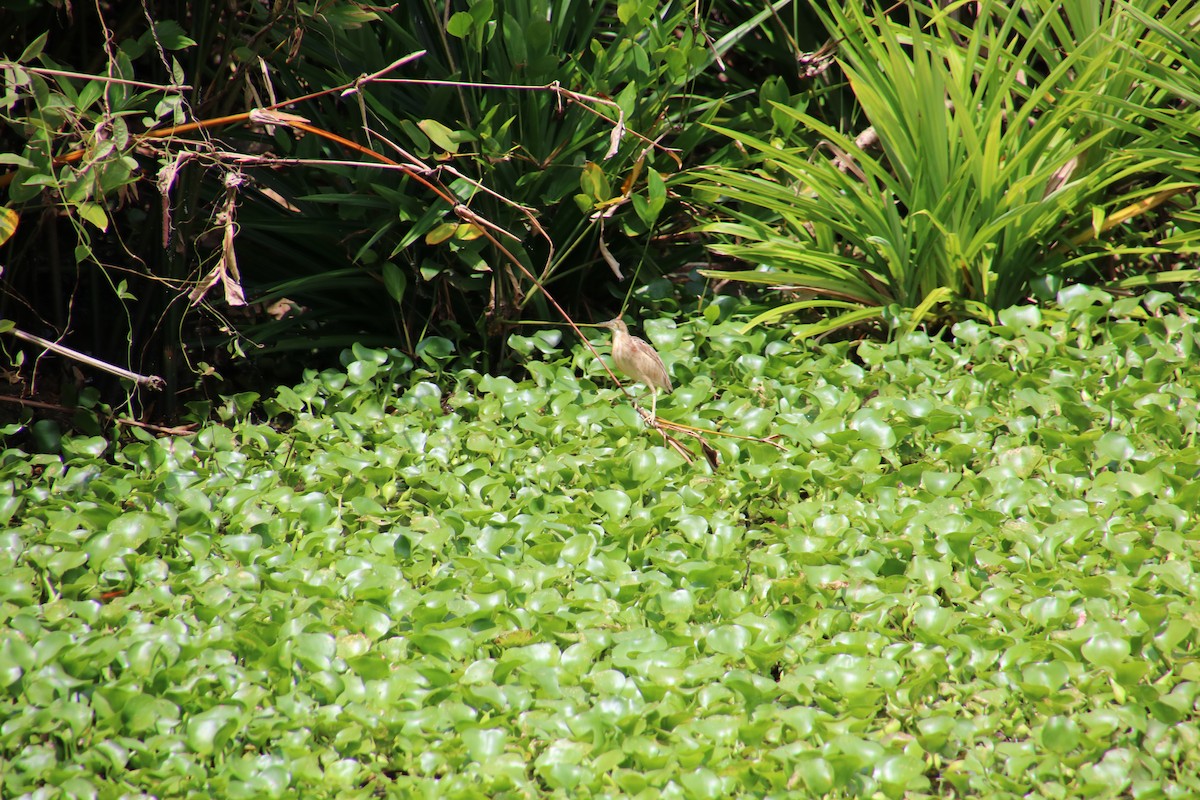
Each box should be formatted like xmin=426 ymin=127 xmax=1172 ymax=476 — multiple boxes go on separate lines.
xmin=0 ymin=11 xmax=192 ymax=383
xmin=2 ymin=1 xmax=799 ymax=397
xmin=236 ymin=0 xmax=772 ymax=343
xmin=0 ymin=35 xmax=177 ymax=220
xmin=692 ymin=0 xmax=1200 ymax=336
xmin=3 ymin=294 xmax=1200 ymax=795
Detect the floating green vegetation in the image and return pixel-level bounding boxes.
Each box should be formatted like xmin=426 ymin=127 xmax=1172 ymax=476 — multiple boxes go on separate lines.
xmin=2 ymin=288 xmax=1199 ymax=798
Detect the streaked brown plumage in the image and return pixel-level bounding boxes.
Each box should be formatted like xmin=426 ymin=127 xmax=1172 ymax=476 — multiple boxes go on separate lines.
xmin=599 ymin=318 xmax=672 ymax=416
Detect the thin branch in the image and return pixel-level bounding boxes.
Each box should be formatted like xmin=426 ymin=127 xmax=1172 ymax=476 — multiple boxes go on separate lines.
xmin=339 ymin=51 xmax=427 ymax=97
xmin=378 ymin=78 xmax=682 ymax=163
xmin=11 ymin=64 xmax=192 ymax=92
xmin=114 ymin=417 xmax=199 ymax=436
xmin=0 ymin=395 xmax=197 ymax=436
xmin=7 ymin=328 xmax=165 ymax=389
xmin=0 ymin=395 xmax=70 ymax=413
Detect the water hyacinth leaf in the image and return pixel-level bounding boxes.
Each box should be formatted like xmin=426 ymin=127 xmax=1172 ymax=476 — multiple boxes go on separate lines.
xmin=1082 ymin=632 xmax=1132 ymax=668
xmin=463 ymin=727 xmax=506 ymax=762
xmin=346 ymin=359 xmax=378 ymax=385
xmin=560 ymin=533 xmax=596 ymax=565
xmin=656 ymin=589 xmax=695 ymax=621
xmin=31 ymin=419 xmax=62 ymax=453
xmin=680 ymin=768 xmax=727 ymax=799
xmin=1041 ymin=716 xmax=1081 ymax=753
xmin=998 ymin=305 xmax=1043 ymax=330
xmin=6 ymin=304 xmax=1200 ymax=795
xmin=46 ymin=550 xmax=88 ymax=577
xmin=913 ymin=605 xmax=952 ymax=636
xmin=706 ymin=624 xmax=752 ymax=656
xmin=60 ymin=436 xmax=109 ymax=459
xmin=185 ymin=705 xmax=243 ymax=756
xmin=849 ymin=408 xmax=896 ymax=449
xmin=875 ymin=754 xmax=927 ymax=793
xmin=921 ymin=470 xmax=960 ymax=496
xmin=593 ymin=489 xmax=631 ymax=519
xmin=1095 ymin=432 xmax=1135 ymax=463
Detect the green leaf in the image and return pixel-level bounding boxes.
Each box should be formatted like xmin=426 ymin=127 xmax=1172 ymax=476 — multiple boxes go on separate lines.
xmin=379 ymin=262 xmax=408 ymax=303
xmin=185 ymin=705 xmax=242 ymax=756
xmin=1081 ymin=631 xmax=1131 ymax=668
xmin=415 ymin=336 xmax=454 ymax=365
xmin=75 ymin=202 xmax=109 ymax=231
xmin=593 ymin=489 xmax=631 ymax=519
xmin=446 ymin=11 xmax=474 ymax=38
xmin=4 ymin=223 xmax=1200 ymax=795
xmin=19 ymin=31 xmax=48 ymax=62
xmin=151 ymin=19 xmax=198 ymax=49
xmin=417 ymin=119 xmax=460 ymax=154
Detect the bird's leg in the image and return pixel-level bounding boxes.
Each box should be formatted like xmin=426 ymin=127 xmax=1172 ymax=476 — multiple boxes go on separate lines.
xmin=650 ymin=388 xmax=657 ymax=420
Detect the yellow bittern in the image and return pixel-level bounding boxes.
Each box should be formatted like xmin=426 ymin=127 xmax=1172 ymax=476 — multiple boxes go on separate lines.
xmin=598 ymin=318 xmax=672 ymax=418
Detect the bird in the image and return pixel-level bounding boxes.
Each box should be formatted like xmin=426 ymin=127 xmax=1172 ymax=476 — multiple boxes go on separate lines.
xmin=598 ymin=317 xmax=673 ymax=418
